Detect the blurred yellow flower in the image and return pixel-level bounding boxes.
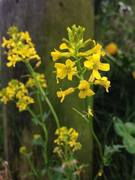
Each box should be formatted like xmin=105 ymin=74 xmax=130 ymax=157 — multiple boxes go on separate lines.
xmin=57 ymin=87 xmax=75 ymax=102
xmin=16 ymin=95 xmax=34 ymax=112
xmin=78 ymin=80 xmax=95 ymax=99
xmin=33 ymin=134 xmax=41 ymax=140
xmin=26 ymin=73 xmax=47 ymax=88
xmin=105 ymin=42 xmax=118 ymax=55
xmin=0 ymin=79 xmax=34 ymax=111
xmin=132 ymin=71 xmax=135 ymax=79
xmin=19 ymin=146 xmax=27 ymax=155
xmin=0 ymin=80 xmax=19 ymax=104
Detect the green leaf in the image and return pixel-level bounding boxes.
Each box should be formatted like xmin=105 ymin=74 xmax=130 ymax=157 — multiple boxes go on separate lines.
xmin=113 ymin=118 xmax=127 ymax=138
xmin=123 ymin=134 xmax=135 ymax=154
xmin=103 ymin=145 xmax=122 ymax=166
xmin=125 ymin=122 xmax=135 ymax=135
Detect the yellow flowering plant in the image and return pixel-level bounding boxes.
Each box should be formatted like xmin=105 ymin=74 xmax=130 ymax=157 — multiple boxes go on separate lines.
xmin=1 ymin=25 xmax=111 ymax=179
xmin=1 ymin=26 xmax=61 ymax=179
xmin=51 ymin=25 xmax=111 ymax=178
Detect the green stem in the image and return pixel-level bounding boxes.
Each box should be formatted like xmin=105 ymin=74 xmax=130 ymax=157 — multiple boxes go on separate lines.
xmin=73 ymin=107 xmax=104 ymax=178
xmin=25 ymin=62 xmax=60 ymax=128
xmin=40 ymin=122 xmax=48 ymax=165
xmin=90 ymin=119 xmax=103 ymax=160
xmin=27 ymin=108 xmax=48 ymax=166
xmin=26 ymin=155 xmax=39 ymax=179
xmin=37 ymin=93 xmax=49 ymax=166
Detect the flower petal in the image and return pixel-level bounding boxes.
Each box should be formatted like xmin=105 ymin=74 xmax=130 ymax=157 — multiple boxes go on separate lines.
xmin=99 ymin=63 xmax=110 ymax=71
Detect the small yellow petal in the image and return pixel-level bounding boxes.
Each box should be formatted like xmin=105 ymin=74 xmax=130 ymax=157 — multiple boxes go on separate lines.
xmin=59 ymin=43 xmax=69 ymax=50
xmin=99 ymin=63 xmax=110 ymax=71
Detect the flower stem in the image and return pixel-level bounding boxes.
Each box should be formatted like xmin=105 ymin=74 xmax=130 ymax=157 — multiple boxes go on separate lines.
xmin=25 ymin=62 xmax=60 ymax=128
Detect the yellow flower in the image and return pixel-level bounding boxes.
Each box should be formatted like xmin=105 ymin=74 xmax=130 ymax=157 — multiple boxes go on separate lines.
xmin=78 ymin=80 xmax=95 ymax=99
xmin=97 ymin=169 xmax=103 ymax=177
xmin=84 ymin=53 xmax=110 ymax=81
xmin=19 ymin=146 xmax=27 ymax=155
xmin=15 ymin=81 xmax=34 ymax=111
xmin=78 ymin=43 xmax=105 ymax=57
xmin=59 ymin=43 xmax=69 ymax=50
xmin=21 ymin=31 xmax=32 ymax=43
xmin=55 ymin=59 xmax=77 ymax=81
xmin=89 ymin=43 xmax=105 ymax=56
xmin=26 ymin=73 xmax=47 ymax=88
xmin=0 ymin=80 xmax=19 ymax=104
xmin=16 ymin=95 xmax=34 ymax=112
xmin=94 ymin=76 xmax=111 ymax=92
xmin=33 ymin=134 xmax=41 ymax=140
xmin=54 ymin=127 xmax=81 ymax=158
xmin=2 ymin=26 xmax=41 ymax=67
xmin=87 ymin=107 xmax=93 ymax=117
xmin=51 ymin=49 xmax=62 ymax=61
xmin=105 ymin=42 xmax=118 ymax=55
xmin=0 ymin=79 xmax=34 ymax=111
xmin=59 ymin=42 xmax=74 ymax=53
xmin=57 ymin=87 xmax=75 ymax=102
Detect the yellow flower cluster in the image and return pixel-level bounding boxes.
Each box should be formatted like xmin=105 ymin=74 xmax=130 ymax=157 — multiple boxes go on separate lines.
xmin=0 ymin=80 xmax=34 ymax=111
xmin=51 ymin=25 xmax=111 ymax=102
xmin=53 ymin=127 xmax=81 ymax=158
xmin=2 ymin=26 xmax=41 ymax=67
xmin=26 ymin=73 xmax=47 ymax=88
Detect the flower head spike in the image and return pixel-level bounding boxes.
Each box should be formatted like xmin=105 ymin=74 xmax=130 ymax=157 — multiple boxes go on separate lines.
xmin=78 ymin=80 xmax=95 ymax=99
xmin=52 ymin=25 xmax=111 ymax=101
